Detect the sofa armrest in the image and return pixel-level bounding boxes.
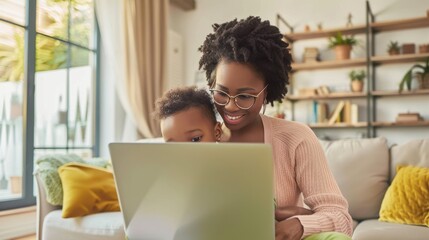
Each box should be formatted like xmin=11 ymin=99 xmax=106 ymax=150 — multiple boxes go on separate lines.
xmin=35 ymin=172 xmax=61 ymax=240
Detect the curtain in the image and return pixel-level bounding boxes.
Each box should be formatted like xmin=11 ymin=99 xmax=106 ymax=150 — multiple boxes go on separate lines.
xmin=95 ymin=0 xmax=167 ymax=139
xmin=122 ymin=0 xmax=167 ymax=138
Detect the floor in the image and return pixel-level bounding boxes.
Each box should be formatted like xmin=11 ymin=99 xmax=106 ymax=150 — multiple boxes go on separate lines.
xmin=12 ymin=235 xmax=36 ymax=240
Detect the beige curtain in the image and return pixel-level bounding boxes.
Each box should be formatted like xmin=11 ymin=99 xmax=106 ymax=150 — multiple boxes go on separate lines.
xmin=122 ymin=0 xmax=168 ymax=138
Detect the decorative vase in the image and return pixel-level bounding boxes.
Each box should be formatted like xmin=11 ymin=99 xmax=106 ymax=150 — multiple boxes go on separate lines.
xmin=335 ymin=45 xmax=352 ymax=60
xmin=351 ymin=80 xmax=364 ymax=92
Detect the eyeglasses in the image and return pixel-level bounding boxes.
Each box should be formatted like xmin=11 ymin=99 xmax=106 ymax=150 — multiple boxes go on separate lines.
xmin=209 ymin=85 xmax=268 ymax=110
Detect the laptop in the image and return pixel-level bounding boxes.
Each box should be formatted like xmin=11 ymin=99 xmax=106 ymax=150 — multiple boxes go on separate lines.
xmin=109 ymin=142 xmax=274 ymax=240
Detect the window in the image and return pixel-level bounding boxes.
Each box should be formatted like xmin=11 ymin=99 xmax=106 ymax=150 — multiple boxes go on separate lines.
xmin=0 ymin=0 xmax=99 ymax=209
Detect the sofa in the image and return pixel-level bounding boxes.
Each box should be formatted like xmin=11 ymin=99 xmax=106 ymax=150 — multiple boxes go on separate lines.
xmin=35 ymin=137 xmax=429 ymax=240
xmin=35 ymin=171 xmax=125 ymax=240
xmin=320 ymin=137 xmax=429 ymax=240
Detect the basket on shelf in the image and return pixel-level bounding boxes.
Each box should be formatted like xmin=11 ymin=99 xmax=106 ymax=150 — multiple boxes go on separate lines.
xmin=417 ymin=73 xmax=429 ymax=89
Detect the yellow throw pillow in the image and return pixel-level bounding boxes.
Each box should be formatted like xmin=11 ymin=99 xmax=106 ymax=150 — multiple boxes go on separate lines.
xmin=58 ymin=162 xmax=120 ymax=218
xmin=379 ymin=165 xmax=429 ymax=227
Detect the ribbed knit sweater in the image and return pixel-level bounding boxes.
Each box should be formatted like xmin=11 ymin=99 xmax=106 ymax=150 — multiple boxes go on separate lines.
xmin=261 ymin=114 xmax=353 ymax=237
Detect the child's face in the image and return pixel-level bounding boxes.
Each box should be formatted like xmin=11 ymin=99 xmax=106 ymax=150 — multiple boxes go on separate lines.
xmin=160 ymin=106 xmax=221 ymax=142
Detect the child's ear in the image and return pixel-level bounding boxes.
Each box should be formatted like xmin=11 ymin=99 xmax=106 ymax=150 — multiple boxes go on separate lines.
xmin=214 ymin=122 xmax=223 ymax=141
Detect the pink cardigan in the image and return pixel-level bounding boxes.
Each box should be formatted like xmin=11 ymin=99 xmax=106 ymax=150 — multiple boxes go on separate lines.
xmin=261 ymin=115 xmax=353 ymax=237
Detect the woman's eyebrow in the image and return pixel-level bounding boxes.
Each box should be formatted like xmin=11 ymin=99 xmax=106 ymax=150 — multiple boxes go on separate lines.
xmin=216 ymin=84 xmax=228 ymax=91
xmin=216 ymin=84 xmax=255 ymax=92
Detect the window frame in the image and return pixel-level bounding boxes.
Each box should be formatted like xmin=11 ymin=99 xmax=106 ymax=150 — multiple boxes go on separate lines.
xmin=0 ymin=0 xmax=100 ymax=210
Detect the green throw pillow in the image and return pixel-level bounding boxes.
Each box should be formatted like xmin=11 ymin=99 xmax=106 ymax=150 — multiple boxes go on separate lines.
xmin=35 ymin=154 xmax=110 ymax=206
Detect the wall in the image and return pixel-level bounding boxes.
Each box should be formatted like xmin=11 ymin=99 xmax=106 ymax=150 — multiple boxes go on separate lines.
xmin=169 ymin=0 xmax=429 ymax=145
xmin=99 ymin=37 xmax=127 ymax=159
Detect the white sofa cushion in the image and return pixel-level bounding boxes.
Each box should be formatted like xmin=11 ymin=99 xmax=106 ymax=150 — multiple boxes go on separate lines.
xmin=319 ymin=137 xmax=389 ymax=220
xmin=352 ymin=219 xmax=429 ymax=240
xmin=43 ymin=210 xmax=125 ymax=240
xmin=390 ymin=139 xmax=429 ymax=182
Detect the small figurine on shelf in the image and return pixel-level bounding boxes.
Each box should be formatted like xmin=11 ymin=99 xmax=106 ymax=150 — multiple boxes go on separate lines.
xmin=346 ymin=13 xmax=353 ymax=27
xmin=317 ymin=22 xmax=323 ymax=31
xmin=304 ymin=24 xmax=311 ymax=32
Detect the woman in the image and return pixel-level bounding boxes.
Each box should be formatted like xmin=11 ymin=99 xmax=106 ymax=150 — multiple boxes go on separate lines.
xmin=199 ymin=16 xmax=353 ymax=240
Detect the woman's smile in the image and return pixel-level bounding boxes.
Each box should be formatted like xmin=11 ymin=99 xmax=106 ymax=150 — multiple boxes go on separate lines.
xmin=224 ymin=112 xmax=245 ymax=125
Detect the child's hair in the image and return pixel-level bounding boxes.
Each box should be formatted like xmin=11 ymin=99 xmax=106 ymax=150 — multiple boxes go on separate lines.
xmin=154 ymin=86 xmax=217 ymax=124
xmin=198 ymin=16 xmax=292 ymax=105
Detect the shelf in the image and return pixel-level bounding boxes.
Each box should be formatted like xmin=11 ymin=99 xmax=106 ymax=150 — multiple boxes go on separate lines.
xmin=292 ymin=58 xmax=366 ymax=71
xmin=287 ymin=92 xmax=367 ymax=101
xmin=283 ymin=24 xmax=366 ymax=42
xmin=372 ymin=120 xmax=429 ymax=127
xmin=309 ymin=122 xmax=368 ymax=129
xmin=371 ymin=89 xmax=429 ymax=97
xmin=371 ymin=16 xmax=429 ymax=32
xmin=371 ymin=53 xmax=429 ymax=64
xmin=284 ymin=6 xmax=429 ymax=137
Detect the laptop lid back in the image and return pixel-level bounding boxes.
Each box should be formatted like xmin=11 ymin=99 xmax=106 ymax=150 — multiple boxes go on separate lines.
xmin=109 ymin=142 xmax=274 ymax=240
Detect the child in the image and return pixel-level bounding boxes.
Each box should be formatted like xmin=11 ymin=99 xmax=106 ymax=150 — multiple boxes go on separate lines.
xmin=154 ymin=86 xmax=222 ymax=142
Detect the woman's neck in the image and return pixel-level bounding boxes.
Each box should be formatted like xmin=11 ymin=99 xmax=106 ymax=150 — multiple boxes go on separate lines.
xmin=227 ymin=115 xmax=264 ymax=143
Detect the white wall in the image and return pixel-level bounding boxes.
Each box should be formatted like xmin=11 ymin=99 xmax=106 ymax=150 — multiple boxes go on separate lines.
xmin=99 ymin=38 xmax=126 ymax=159
xmin=169 ymin=0 xmax=429 ymax=145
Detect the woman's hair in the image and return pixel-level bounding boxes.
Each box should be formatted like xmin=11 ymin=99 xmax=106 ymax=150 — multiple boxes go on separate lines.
xmin=198 ymin=16 xmax=292 ymax=105
xmin=154 ymin=86 xmax=217 ymax=124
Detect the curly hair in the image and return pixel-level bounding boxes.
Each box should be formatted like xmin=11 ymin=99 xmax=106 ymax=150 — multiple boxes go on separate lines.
xmin=198 ymin=16 xmax=292 ymax=105
xmin=154 ymin=86 xmax=217 ymax=124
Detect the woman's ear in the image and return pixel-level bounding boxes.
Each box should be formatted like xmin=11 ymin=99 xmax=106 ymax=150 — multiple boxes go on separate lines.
xmin=214 ymin=122 xmax=223 ymax=141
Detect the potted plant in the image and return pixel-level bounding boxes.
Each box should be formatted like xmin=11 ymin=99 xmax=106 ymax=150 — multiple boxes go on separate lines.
xmin=328 ymin=32 xmax=357 ymax=60
xmin=387 ymin=41 xmax=400 ymax=55
xmin=399 ymin=58 xmax=429 ymax=92
xmin=349 ymin=70 xmax=365 ymax=92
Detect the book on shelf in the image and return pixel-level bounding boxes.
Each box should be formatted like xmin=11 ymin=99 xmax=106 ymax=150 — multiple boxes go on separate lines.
xmin=312 ymin=101 xmax=329 ymax=124
xmin=318 ymin=102 xmax=328 ymax=123
xmin=328 ymin=101 xmax=345 ymax=125
xmin=342 ymin=101 xmax=352 ymax=124
xmin=315 ymin=85 xmax=330 ymax=96
xmin=351 ymin=104 xmax=358 ymax=124
xmin=313 ymin=101 xmax=318 ymax=123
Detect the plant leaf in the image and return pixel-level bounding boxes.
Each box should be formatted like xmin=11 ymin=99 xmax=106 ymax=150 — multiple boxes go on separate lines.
xmin=399 ymin=69 xmax=412 ymax=93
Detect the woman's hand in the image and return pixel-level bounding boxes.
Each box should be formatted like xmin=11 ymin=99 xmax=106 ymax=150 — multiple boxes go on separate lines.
xmin=275 ymin=218 xmax=304 ymax=240
xmin=275 ymin=206 xmax=313 ymax=221
xmin=274 ymin=206 xmax=313 ymax=240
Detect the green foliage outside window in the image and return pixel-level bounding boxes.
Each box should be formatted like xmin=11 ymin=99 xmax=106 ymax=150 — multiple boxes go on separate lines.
xmin=0 ymin=0 xmax=92 ymax=82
